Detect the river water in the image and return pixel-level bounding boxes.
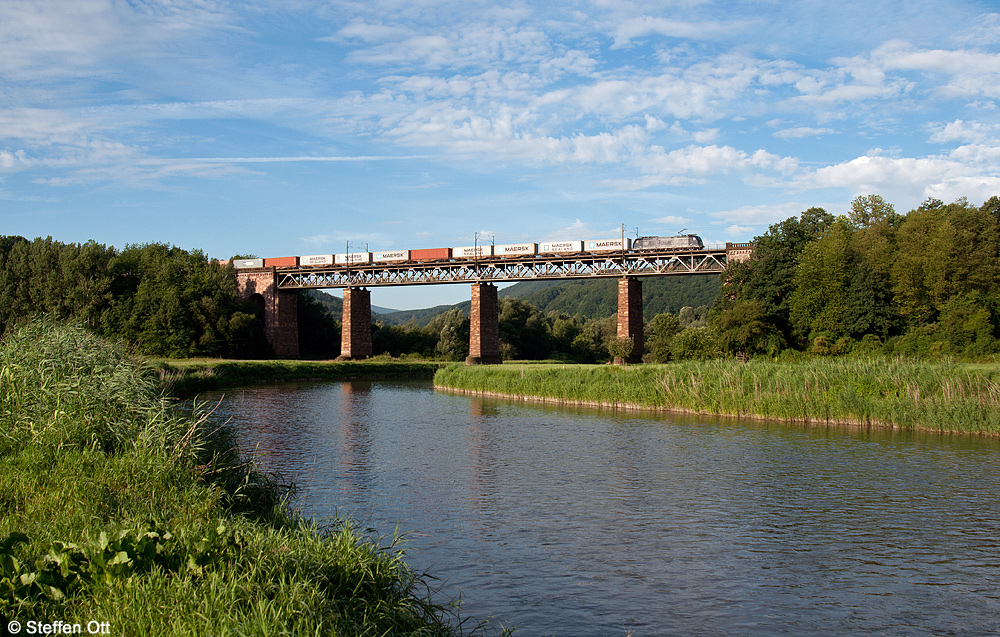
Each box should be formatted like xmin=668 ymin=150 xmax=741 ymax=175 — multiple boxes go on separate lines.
xmin=203 ymin=378 xmax=1000 ymax=636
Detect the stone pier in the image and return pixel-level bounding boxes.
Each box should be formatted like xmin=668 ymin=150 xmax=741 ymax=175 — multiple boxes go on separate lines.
xmin=338 ymin=287 xmax=372 ymax=360
xmin=235 ymin=268 xmax=299 ymax=358
xmin=616 ymin=277 xmax=643 ymax=365
xmin=466 ymin=282 xmax=502 ymax=365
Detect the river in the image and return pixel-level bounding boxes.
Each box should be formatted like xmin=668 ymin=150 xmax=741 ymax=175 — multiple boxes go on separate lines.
xmin=203 ymin=378 xmax=1000 ymax=636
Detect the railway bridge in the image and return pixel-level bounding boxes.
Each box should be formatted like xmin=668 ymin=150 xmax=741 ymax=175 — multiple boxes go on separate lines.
xmin=235 ymin=242 xmax=753 ymax=364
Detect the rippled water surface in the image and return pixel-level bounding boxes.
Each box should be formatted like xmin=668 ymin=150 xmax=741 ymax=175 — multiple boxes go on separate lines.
xmin=205 ymin=379 xmax=1000 ymax=635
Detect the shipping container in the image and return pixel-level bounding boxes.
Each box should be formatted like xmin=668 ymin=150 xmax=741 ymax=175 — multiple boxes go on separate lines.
xmin=453 ymin=245 xmax=493 ymax=258
xmin=495 ymin=243 xmax=537 ymax=257
xmin=263 ymin=256 xmax=299 ymax=267
xmin=300 ymin=254 xmax=335 ymax=266
xmin=411 ymin=248 xmax=452 ymax=261
xmin=585 ymin=238 xmax=631 ymax=252
xmin=233 ymin=258 xmax=265 ymax=269
xmin=539 ymin=240 xmax=584 ymax=254
xmin=334 ymin=252 xmax=371 ymax=265
xmin=373 ymin=250 xmax=410 ymax=262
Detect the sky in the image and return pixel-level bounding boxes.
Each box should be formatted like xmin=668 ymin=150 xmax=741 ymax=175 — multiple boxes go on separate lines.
xmin=2 ymin=0 xmax=1000 ymax=309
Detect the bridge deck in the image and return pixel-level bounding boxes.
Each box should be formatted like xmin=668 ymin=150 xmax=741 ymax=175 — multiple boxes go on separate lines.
xmin=273 ymin=247 xmax=731 ymax=289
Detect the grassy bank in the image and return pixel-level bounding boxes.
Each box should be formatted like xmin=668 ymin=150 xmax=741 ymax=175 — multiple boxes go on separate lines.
xmin=0 ymin=321 xmax=488 ymax=635
xmin=435 ymin=358 xmax=1000 ymax=435
xmin=156 ymin=358 xmax=442 ymax=397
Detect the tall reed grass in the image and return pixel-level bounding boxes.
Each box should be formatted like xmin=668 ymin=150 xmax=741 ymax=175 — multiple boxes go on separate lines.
xmin=435 ymin=358 xmax=1000 ymax=435
xmin=1 ymin=320 xmax=494 ymax=635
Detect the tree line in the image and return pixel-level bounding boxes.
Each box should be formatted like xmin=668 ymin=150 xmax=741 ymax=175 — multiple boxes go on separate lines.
xmin=710 ymin=194 xmax=1000 ymax=360
xmin=0 ymin=237 xmax=267 ymax=358
xmin=6 ymin=193 xmax=997 ymax=362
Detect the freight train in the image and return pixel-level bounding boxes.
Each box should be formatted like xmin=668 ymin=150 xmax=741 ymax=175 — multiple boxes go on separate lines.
xmin=231 ymin=234 xmax=703 ymax=269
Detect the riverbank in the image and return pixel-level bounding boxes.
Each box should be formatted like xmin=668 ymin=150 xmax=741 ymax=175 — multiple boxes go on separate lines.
xmin=434 ymin=358 xmax=1000 ymax=435
xmin=0 ymin=321 xmax=484 ymax=635
xmin=156 ymin=358 xmax=442 ymax=397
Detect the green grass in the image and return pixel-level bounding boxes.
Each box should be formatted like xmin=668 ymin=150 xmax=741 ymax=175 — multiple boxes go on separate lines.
xmin=154 ymin=358 xmax=443 ymax=397
xmin=435 ymin=358 xmax=1000 ymax=435
xmin=0 ymin=320 xmax=499 ymax=635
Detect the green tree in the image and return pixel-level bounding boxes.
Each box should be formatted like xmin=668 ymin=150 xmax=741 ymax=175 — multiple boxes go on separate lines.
xmin=733 ymin=207 xmax=834 ymax=343
xmin=647 ymin=312 xmax=682 ymax=362
xmin=717 ymin=299 xmax=783 ymax=357
xmin=670 ymin=327 xmax=719 ymax=361
xmin=788 ymin=219 xmax=853 ymax=342
xmin=849 ymin=194 xmax=895 ymax=229
xmin=425 ymin=308 xmax=469 ymax=361
xmin=498 ymin=297 xmax=552 ymax=360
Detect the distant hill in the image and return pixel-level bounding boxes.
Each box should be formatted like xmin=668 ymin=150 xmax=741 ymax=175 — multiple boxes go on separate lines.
xmin=304 ymin=290 xmax=398 ymax=318
xmin=370 ymin=275 xmax=721 ymax=326
xmin=499 ymin=276 xmax=721 ymax=318
xmin=377 ymin=302 xmax=471 ymax=327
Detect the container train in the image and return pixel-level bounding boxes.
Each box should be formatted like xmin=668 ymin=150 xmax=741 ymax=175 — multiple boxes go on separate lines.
xmin=231 ymin=234 xmax=703 ymax=269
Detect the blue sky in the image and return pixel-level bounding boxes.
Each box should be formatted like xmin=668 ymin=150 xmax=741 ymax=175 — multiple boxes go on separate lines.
xmin=2 ymin=0 xmax=1000 ymax=309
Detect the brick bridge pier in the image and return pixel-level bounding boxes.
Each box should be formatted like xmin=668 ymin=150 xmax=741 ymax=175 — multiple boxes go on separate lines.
xmin=235 ymin=268 xmax=299 ymax=358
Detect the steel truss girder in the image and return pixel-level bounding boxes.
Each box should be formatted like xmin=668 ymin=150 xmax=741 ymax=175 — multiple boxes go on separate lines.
xmin=272 ymin=249 xmax=729 ymax=289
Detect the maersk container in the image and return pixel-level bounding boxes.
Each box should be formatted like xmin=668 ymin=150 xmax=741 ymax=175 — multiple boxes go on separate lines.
xmin=411 ymin=248 xmax=451 ymax=261
xmin=453 ymin=245 xmax=493 ymax=258
xmin=495 ymin=243 xmax=537 ymax=257
xmin=263 ymin=256 xmax=298 ymax=267
xmin=300 ymin=254 xmax=334 ymax=266
xmin=539 ymin=240 xmax=583 ymax=254
xmin=233 ymin=258 xmax=264 ymax=269
xmin=585 ymin=238 xmax=631 ymax=252
xmin=373 ymin=250 xmax=410 ymax=262
xmin=335 ymin=252 xmax=371 ymax=265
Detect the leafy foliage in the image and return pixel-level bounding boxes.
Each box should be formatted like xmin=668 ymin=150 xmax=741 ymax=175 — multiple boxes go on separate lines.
xmin=0 ymin=237 xmax=264 ymax=358
xmin=713 ymin=194 xmax=1000 ymax=359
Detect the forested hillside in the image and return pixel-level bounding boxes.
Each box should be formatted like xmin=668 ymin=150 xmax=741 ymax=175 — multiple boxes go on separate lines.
xmin=500 ymin=276 xmax=720 ymax=319
xmin=711 ymin=195 xmax=1000 ymax=359
xmin=377 ymin=277 xmax=719 ymax=327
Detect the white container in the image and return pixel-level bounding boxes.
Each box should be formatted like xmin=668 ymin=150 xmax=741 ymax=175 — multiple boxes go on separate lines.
xmin=299 ymin=254 xmax=334 ymax=266
xmin=539 ymin=241 xmax=583 ymax=254
xmin=335 ymin=252 xmax=372 ymax=265
xmin=495 ymin=243 xmax=537 ymax=257
xmin=585 ymin=238 xmax=631 ymax=252
xmin=233 ymin=258 xmax=264 ymax=269
xmin=373 ymin=250 xmax=410 ymax=262
xmin=453 ymin=245 xmax=493 ymax=258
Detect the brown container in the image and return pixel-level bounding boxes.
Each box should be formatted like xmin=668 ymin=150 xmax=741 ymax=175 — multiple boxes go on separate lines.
xmin=410 ymin=248 xmax=452 ymax=261
xmin=263 ymin=256 xmax=299 ymax=267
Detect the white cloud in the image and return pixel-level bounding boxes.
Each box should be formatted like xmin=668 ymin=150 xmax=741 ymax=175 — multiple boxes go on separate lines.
xmin=773 ymin=126 xmax=836 ymax=139
xmin=928 ymin=119 xmax=996 ymax=144
xmin=650 ymin=214 xmax=690 ymax=226
xmin=621 ymin=145 xmax=799 ymax=188
xmin=610 ymin=15 xmax=744 ymax=47
xmin=710 ymin=202 xmax=823 ymax=227
xmin=801 ymin=150 xmax=1000 ymax=209
xmin=725 ymin=224 xmax=755 ymax=236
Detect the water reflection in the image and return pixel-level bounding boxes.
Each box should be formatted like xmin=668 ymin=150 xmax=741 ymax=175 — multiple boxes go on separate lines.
xmin=205 ymin=380 xmax=1000 ymax=636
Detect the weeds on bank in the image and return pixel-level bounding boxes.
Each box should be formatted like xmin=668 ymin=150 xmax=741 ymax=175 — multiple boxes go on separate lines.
xmin=435 ymin=357 xmax=1000 ymax=435
xmin=0 ymin=319 xmax=488 ymax=635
